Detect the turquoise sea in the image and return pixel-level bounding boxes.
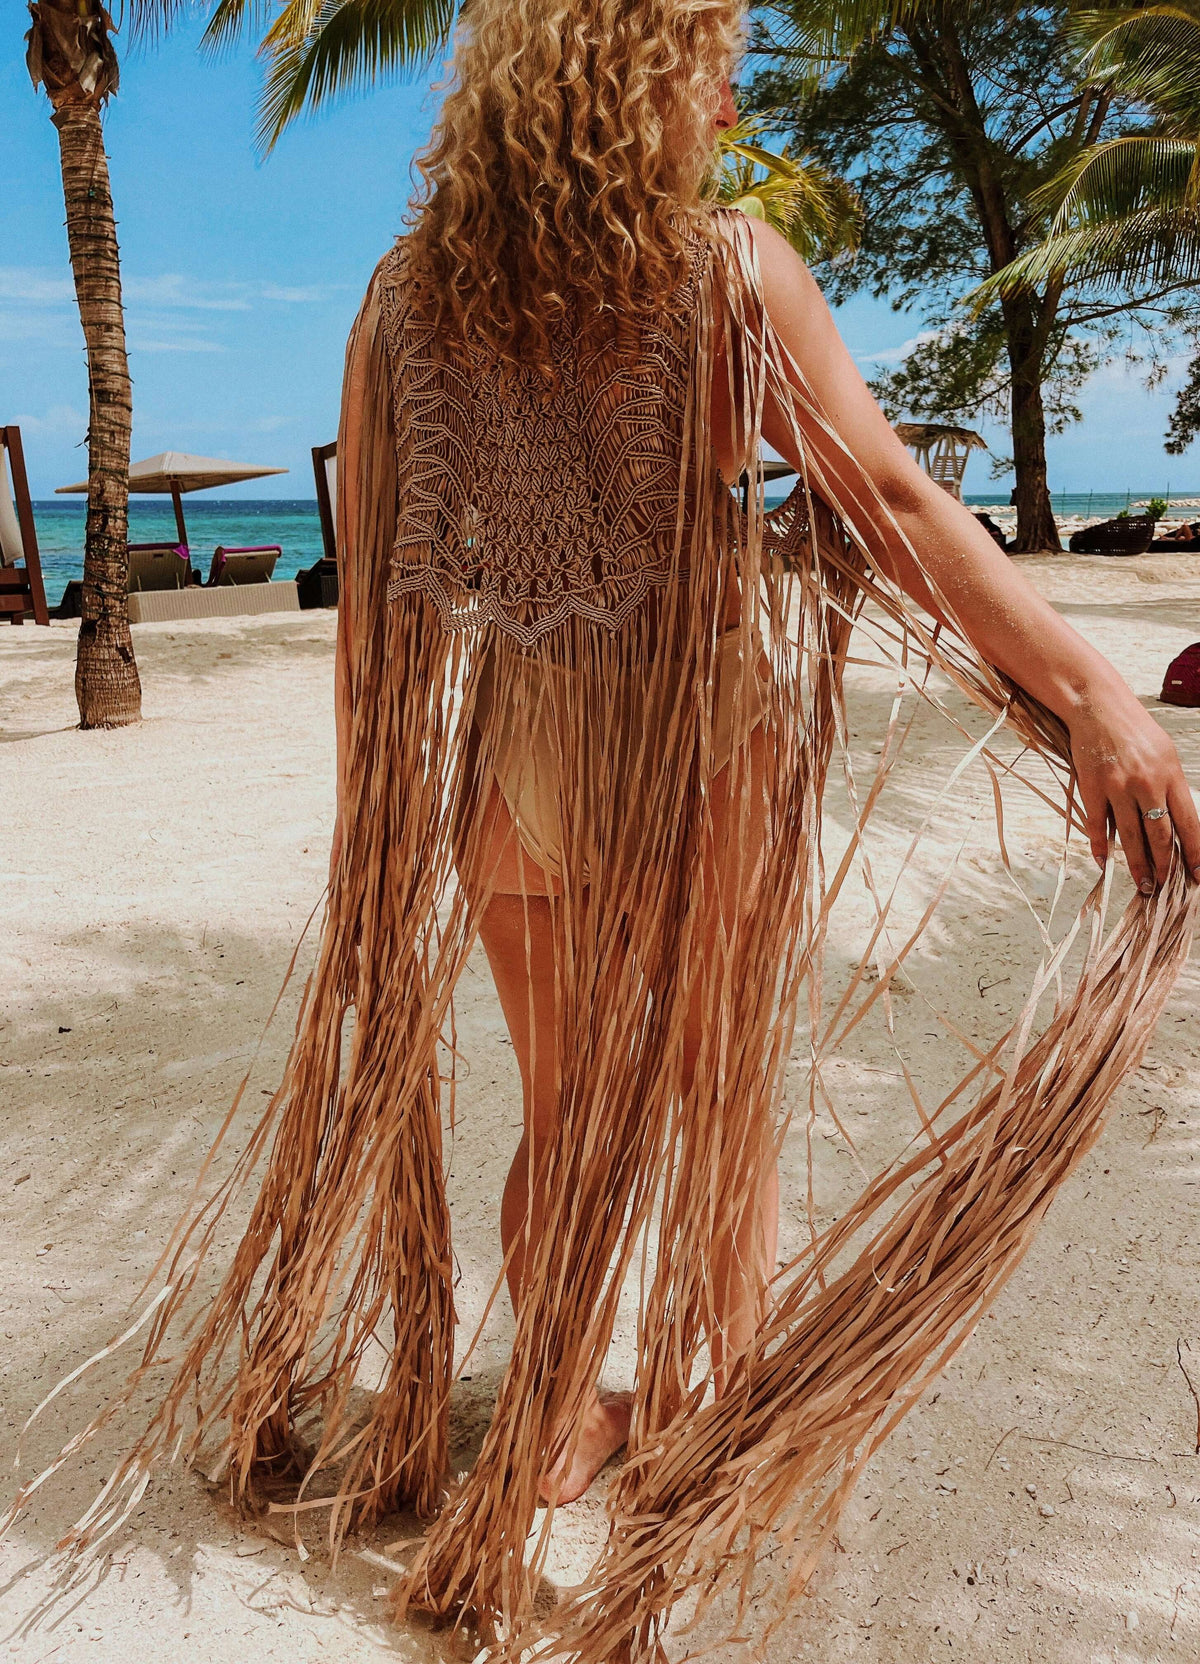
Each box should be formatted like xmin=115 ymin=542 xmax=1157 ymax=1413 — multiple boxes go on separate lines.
xmin=33 ymin=499 xmax=327 ymax=606
xmin=964 ymin=490 xmax=1200 ymax=516
xmin=31 ymin=488 xmax=1200 ymax=606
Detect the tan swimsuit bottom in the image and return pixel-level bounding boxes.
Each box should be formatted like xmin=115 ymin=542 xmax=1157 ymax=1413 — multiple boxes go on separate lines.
xmin=473 ymin=623 xmax=773 ymax=878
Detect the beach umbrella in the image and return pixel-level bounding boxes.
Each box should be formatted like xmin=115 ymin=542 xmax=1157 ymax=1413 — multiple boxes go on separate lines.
xmin=55 ymin=451 xmax=288 ymax=548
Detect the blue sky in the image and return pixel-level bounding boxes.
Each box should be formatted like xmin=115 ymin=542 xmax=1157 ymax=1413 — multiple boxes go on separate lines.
xmin=5 ymin=19 xmax=1198 ymax=501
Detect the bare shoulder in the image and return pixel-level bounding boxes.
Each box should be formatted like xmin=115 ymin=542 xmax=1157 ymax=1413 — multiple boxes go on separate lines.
xmin=742 ymin=218 xmax=827 ymax=334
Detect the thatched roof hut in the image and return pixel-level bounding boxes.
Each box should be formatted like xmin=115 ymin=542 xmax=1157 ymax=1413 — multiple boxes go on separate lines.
xmin=894 ymin=421 xmax=987 ymax=501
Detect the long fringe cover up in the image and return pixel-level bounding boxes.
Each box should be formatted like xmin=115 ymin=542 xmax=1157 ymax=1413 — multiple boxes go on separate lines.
xmin=10 ymin=210 xmax=1198 ymax=1661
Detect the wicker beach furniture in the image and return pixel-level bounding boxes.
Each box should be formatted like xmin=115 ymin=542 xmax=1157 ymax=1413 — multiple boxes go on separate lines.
xmin=128 ymin=542 xmax=194 ymax=589
xmin=1150 ymin=521 xmax=1200 ymax=552
xmin=1067 ymin=514 xmax=1155 ymax=556
xmin=206 ymin=545 xmax=281 ymax=586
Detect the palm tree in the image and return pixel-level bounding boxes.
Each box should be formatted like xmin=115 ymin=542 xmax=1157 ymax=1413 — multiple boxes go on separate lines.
xmin=26 ymin=0 xmax=141 ymax=728
xmin=986 ymin=5 xmax=1200 ymax=298
xmin=713 ymin=117 xmax=861 ymax=262
xmin=201 ymin=0 xmax=457 ymax=152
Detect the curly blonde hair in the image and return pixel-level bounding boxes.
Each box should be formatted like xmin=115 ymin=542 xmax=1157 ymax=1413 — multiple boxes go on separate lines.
xmin=407 ymin=0 xmax=744 ymax=366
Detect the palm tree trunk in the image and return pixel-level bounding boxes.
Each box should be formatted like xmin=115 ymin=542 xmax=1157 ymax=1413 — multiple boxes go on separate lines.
xmin=53 ymin=102 xmax=141 ymax=727
xmin=905 ymin=23 xmax=1063 ymax=555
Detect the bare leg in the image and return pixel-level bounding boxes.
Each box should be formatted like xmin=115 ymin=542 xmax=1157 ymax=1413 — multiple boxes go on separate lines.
xmin=464 ymin=711 xmax=777 ymax=1501
xmin=470 ymin=792 xmax=633 ymax=1503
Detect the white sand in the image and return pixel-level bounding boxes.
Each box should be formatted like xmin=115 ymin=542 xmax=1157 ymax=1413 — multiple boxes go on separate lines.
xmin=2 ymin=553 xmax=1199 ymax=1662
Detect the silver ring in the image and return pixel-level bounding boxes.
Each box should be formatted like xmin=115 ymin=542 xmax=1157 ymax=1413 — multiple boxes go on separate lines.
xmin=1142 ymin=806 xmax=1169 ymax=821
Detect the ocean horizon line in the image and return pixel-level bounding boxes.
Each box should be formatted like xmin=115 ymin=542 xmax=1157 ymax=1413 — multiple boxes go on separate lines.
xmin=32 ymin=488 xmax=1200 ymax=510
xmin=27 ymin=488 xmax=1200 ymax=605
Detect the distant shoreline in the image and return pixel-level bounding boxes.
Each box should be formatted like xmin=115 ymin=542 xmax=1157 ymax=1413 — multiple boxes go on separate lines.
xmin=28 ymin=491 xmax=1200 ymax=606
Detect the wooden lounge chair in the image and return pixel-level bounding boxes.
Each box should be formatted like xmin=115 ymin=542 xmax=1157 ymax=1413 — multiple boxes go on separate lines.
xmin=0 ymin=426 xmax=49 ymax=625
xmin=297 ymin=441 xmax=339 ymax=608
xmin=207 ymin=545 xmax=280 ymax=586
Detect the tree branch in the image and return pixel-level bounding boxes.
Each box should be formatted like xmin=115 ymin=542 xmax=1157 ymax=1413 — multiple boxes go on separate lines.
xmin=1009 ymin=95 xmax=1088 ymax=155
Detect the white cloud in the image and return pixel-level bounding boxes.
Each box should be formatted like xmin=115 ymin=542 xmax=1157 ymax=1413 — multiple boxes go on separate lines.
xmin=0 ymin=266 xmax=320 ymax=356
xmin=123 ymin=275 xmax=252 ymax=312
xmin=852 ymin=329 xmax=943 ymax=368
xmin=0 ymin=266 xmax=334 ymax=314
xmin=0 ymin=310 xmax=81 ymax=348
xmin=259 ymin=283 xmax=330 ymax=304
xmin=9 ymin=403 xmax=87 ymax=436
xmin=0 ymin=270 xmax=77 ymax=304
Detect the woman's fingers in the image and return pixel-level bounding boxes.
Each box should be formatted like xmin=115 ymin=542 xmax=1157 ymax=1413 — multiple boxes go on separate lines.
xmin=1076 ymin=770 xmax=1112 ymax=870
xmin=1110 ymin=768 xmax=1200 ymax=891
xmin=1142 ymin=797 xmax=1176 ymax=887
xmin=1111 ymin=791 xmax=1154 ymax=894
xmin=1067 ymin=701 xmax=1197 ymax=890
xmin=1168 ymin=775 xmax=1200 ymax=880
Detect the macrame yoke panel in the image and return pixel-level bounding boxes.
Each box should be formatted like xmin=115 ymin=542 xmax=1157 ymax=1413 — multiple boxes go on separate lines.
xmin=379 ymin=236 xmax=712 ymax=646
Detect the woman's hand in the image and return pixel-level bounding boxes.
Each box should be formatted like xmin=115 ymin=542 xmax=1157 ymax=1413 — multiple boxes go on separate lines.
xmin=1069 ymin=680 xmax=1200 ymax=892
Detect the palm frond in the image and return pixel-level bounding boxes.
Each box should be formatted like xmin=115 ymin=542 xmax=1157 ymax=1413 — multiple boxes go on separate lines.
xmin=202 ymin=0 xmax=284 ymax=54
xmin=980 ymin=206 xmax=1200 ymax=298
xmin=1033 ymin=134 xmax=1200 ymax=227
xmin=126 ymin=0 xmax=213 ymax=47
xmin=983 ymin=7 xmax=1200 ymax=303
xmin=1072 ymin=6 xmax=1200 ymax=130
xmin=254 ymin=0 xmax=456 ymax=150
xmin=711 ymin=119 xmax=861 ymax=262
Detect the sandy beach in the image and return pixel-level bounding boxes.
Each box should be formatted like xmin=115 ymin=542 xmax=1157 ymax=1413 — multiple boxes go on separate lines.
xmin=2 ymin=551 xmax=1199 ymax=1663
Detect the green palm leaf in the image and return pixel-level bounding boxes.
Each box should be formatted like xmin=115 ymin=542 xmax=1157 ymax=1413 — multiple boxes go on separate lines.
xmin=713 ymin=118 xmax=860 ymax=262
xmin=1037 ymin=134 xmax=1200 ymax=224
xmin=986 ymin=5 xmax=1200 ymax=297
xmin=253 ymin=0 xmax=456 ymax=150
xmin=982 ymin=206 xmax=1200 ymax=297
xmin=128 ymin=0 xmax=458 ymax=146
xmin=1072 ymin=6 xmax=1200 ymax=131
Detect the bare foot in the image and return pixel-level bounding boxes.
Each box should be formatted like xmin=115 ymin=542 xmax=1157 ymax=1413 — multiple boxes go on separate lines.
xmin=538 ymin=1389 xmax=633 ymax=1505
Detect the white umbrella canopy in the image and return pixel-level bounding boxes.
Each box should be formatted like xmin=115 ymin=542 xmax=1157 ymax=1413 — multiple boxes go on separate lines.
xmin=56 ymin=451 xmax=288 ymax=496
xmin=56 ymin=451 xmax=288 ymax=547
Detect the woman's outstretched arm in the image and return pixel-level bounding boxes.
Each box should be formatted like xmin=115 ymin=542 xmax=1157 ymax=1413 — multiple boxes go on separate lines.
xmin=748 ymin=217 xmax=1200 ymax=894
